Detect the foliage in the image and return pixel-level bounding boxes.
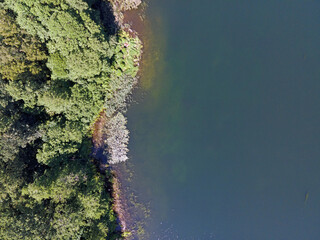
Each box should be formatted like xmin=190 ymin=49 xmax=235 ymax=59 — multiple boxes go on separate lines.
xmin=5 ymin=0 xmax=114 ymax=82
xmin=0 ymin=0 xmax=142 ymax=239
xmin=0 ymin=8 xmax=48 ymax=81
xmin=113 ymin=30 xmax=142 ymax=77
xmin=105 ymin=74 xmax=137 ymax=117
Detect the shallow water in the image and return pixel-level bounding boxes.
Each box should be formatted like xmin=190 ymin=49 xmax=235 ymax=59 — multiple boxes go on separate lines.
xmin=127 ymin=0 xmax=320 ymax=239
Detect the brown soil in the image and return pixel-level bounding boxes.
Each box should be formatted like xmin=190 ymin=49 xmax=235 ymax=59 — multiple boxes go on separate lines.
xmin=92 ymin=111 xmax=106 ymax=152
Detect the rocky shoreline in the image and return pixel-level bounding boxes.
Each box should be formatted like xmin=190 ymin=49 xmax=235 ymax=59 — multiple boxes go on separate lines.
xmin=109 ymin=0 xmax=142 ymax=24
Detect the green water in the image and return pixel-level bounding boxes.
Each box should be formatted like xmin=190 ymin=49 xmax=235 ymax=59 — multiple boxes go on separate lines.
xmin=127 ymin=0 xmax=320 ymax=239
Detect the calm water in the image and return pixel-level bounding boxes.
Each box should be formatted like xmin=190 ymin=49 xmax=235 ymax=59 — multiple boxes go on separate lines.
xmin=127 ymin=0 xmax=320 ymax=239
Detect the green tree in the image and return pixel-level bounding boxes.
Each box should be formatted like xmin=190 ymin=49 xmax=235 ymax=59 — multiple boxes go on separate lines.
xmin=0 ymin=0 xmax=142 ymax=238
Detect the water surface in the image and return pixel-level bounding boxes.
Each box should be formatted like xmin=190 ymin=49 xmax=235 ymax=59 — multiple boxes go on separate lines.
xmin=127 ymin=0 xmax=320 ymax=239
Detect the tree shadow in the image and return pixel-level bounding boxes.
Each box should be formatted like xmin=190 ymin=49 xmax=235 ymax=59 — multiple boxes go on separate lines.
xmin=85 ymin=0 xmax=118 ymax=36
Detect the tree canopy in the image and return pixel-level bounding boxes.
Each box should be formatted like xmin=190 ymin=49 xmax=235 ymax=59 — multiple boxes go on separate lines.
xmin=0 ymin=0 xmax=141 ymax=239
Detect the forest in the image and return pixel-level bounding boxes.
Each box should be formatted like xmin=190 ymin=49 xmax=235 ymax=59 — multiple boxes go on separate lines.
xmin=0 ymin=0 xmax=141 ymax=239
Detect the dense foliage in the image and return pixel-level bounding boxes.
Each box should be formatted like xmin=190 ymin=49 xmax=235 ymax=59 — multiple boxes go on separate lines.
xmin=0 ymin=0 xmax=141 ymax=239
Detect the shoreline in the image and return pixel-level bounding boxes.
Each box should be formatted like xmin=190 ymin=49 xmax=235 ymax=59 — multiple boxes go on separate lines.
xmin=110 ymin=2 xmax=147 ymax=237
xmin=92 ymin=1 xmax=147 ymax=238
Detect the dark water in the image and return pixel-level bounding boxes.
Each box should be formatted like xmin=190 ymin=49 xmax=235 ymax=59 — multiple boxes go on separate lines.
xmin=127 ymin=0 xmax=320 ymax=239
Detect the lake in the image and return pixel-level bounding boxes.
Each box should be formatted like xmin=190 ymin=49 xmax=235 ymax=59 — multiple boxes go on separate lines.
xmin=127 ymin=0 xmax=320 ymax=239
